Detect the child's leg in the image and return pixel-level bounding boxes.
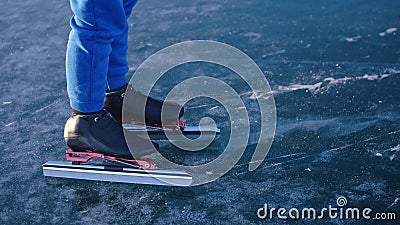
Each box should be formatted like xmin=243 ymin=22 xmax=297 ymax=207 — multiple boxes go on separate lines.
xmin=64 ymin=0 xmax=159 ymax=157
xmin=106 ymin=0 xmax=138 ymax=90
xmin=66 ymin=0 xmax=127 ymax=113
xmin=106 ymin=22 xmax=129 ymax=90
xmin=103 ymin=0 xmax=184 ymax=125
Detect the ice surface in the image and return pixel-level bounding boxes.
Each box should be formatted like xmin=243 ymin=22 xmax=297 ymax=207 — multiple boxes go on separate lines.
xmin=1 ymin=0 xmax=399 ymax=224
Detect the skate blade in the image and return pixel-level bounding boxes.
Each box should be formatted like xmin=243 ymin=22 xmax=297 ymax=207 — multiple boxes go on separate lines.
xmin=43 ymin=161 xmax=192 ymax=186
xmin=123 ymin=125 xmax=220 ymax=141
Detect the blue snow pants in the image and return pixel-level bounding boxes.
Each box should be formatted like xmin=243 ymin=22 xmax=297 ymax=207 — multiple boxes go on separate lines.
xmin=66 ymin=0 xmax=138 ymax=112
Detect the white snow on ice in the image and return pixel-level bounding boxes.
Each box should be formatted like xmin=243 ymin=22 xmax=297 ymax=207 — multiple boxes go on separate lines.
xmin=342 ymin=35 xmax=362 ymax=42
xmin=379 ymin=27 xmax=397 ymax=37
xmin=274 ymin=69 xmax=400 ymax=94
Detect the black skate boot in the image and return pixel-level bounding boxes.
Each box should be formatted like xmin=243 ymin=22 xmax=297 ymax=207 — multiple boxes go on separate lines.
xmin=104 ymin=84 xmax=184 ymax=126
xmin=64 ymin=110 xmax=158 ymax=159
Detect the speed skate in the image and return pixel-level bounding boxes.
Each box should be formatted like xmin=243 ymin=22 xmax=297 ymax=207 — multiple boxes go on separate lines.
xmin=43 ymin=121 xmax=220 ymax=186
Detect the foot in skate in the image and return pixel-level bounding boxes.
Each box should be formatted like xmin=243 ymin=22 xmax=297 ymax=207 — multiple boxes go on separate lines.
xmin=104 ymin=83 xmax=184 ymax=127
xmin=64 ymin=110 xmax=158 ymax=159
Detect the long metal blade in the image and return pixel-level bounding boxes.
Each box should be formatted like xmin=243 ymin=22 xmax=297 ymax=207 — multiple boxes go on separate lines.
xmin=43 ymin=161 xmax=192 ymax=186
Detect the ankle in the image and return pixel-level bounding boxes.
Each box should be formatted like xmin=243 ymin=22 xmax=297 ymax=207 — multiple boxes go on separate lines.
xmin=72 ymin=109 xmax=103 ymax=116
xmin=107 ymin=83 xmax=127 ymax=93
